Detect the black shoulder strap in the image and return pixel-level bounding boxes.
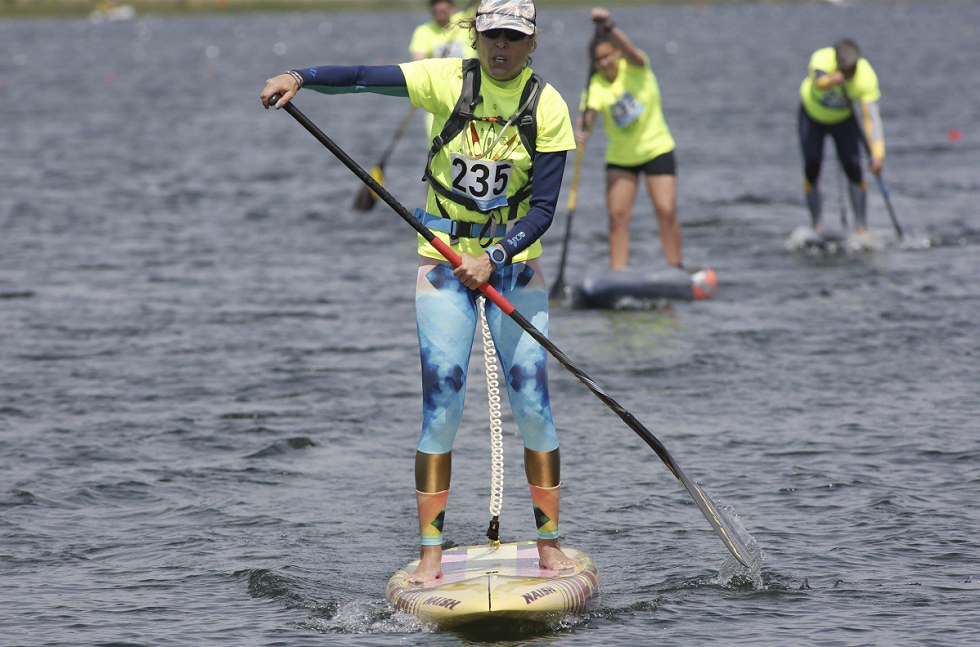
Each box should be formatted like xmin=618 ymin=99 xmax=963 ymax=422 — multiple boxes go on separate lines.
xmin=429 ymin=59 xmax=482 ymax=157
xmin=422 ymin=59 xmax=482 ymax=212
xmin=503 ymin=73 xmax=545 ymax=222
xmin=516 ymin=73 xmax=544 ymax=159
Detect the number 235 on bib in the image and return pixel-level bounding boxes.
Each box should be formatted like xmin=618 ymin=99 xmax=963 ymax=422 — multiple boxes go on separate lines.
xmin=450 ymin=153 xmax=513 ymax=212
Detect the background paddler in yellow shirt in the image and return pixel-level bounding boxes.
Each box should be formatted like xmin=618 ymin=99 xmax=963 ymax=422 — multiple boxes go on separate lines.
xmin=575 ymin=7 xmax=682 ymax=271
xmin=409 ymin=0 xmax=477 ymax=62
xmin=799 ymin=38 xmax=886 ymax=238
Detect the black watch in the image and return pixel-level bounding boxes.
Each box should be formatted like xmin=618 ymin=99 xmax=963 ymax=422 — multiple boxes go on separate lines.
xmin=486 ymin=246 xmax=508 ymax=270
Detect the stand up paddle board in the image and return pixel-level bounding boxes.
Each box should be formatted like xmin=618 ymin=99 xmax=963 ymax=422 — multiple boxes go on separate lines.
xmin=786 ymin=226 xmax=883 ymax=255
xmin=387 ymin=541 xmax=599 ymax=628
xmin=571 ymin=266 xmax=717 ymax=309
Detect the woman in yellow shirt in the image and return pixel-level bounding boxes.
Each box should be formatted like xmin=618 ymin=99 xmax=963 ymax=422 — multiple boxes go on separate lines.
xmin=261 ymin=0 xmax=576 ymax=584
xmin=576 ymin=8 xmax=681 ymax=270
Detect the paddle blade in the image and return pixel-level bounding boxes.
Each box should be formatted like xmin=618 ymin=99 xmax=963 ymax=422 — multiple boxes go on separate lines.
xmin=352 ymin=166 xmax=385 ymax=211
xmin=687 ymin=479 xmax=753 ymax=568
xmin=652 ymin=438 xmax=752 ymax=567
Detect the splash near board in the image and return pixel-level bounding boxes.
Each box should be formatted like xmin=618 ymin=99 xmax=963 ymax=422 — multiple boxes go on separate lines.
xmin=572 ymin=266 xmax=717 ymax=309
xmin=786 ymin=226 xmax=883 ymax=255
xmin=386 ymin=541 xmax=599 ymax=628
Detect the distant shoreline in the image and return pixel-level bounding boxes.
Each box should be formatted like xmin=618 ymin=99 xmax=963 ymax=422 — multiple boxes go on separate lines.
xmin=2 ymin=0 xmax=787 ymax=20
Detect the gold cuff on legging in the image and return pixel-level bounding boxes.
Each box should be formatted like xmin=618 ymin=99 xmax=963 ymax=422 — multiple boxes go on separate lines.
xmin=415 ymin=450 xmax=452 ymax=492
xmin=524 ymin=447 xmax=560 ymax=488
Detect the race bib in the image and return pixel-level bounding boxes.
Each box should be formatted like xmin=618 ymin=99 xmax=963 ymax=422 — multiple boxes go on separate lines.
xmin=611 ymin=91 xmax=644 ymax=127
xmin=450 ymin=153 xmax=513 ymax=212
xmin=820 ymin=88 xmax=850 ymax=109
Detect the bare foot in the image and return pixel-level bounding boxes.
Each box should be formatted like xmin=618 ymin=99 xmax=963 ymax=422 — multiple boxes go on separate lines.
xmin=406 ymin=545 xmax=443 ymax=584
xmin=537 ymin=538 xmax=576 ymax=571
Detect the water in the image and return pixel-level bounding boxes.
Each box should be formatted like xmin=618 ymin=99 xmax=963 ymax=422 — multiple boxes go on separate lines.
xmin=1 ymin=2 xmax=978 ymax=645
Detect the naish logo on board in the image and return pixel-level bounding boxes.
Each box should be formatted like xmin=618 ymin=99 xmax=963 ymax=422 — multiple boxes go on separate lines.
xmin=522 ymin=586 xmax=557 ymax=605
xmin=423 ymin=596 xmax=462 ymax=611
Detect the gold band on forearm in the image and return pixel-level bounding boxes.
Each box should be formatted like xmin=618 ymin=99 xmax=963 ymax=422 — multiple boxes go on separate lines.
xmin=524 ymin=447 xmax=560 ymax=488
xmin=415 ymin=450 xmax=452 ymax=492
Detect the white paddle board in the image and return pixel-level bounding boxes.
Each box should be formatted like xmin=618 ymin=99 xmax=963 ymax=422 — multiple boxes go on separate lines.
xmin=386 ymin=541 xmax=600 ymax=628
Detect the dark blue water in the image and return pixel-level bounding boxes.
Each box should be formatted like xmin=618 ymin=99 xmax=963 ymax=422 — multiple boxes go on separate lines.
xmin=1 ymin=2 xmax=979 ymax=645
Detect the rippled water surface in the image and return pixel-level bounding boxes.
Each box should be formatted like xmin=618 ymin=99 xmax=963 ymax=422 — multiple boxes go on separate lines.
xmin=2 ymin=2 xmax=979 ymax=645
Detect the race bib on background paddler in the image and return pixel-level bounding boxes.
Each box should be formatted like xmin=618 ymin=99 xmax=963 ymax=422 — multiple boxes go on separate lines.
xmin=819 ymin=87 xmax=850 ymax=109
xmin=449 ymin=153 xmax=513 ymax=212
xmin=611 ymin=91 xmax=644 ymax=128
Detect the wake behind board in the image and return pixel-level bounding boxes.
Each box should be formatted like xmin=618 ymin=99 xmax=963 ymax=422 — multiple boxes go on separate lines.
xmin=387 ymin=541 xmax=599 ymax=628
xmin=571 ymin=266 xmax=717 ymax=309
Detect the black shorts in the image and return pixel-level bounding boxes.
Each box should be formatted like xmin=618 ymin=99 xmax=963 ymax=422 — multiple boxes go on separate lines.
xmin=606 ymin=150 xmax=677 ymax=176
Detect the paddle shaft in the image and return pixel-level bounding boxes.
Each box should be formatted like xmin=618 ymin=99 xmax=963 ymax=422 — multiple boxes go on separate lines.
xmin=854 ymin=106 xmax=903 ymax=239
xmin=873 ymin=174 xmax=902 ymax=239
xmin=549 ymin=22 xmax=604 ymax=300
xmin=271 ymin=95 xmax=750 ymax=567
xmin=549 ymin=143 xmax=584 ymax=298
xmin=834 ymin=160 xmax=848 ymax=229
xmin=376 ymin=105 xmax=417 ymax=171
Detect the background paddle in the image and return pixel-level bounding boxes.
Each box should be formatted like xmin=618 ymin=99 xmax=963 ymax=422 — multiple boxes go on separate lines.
xmin=549 ymin=22 xmax=603 ymax=300
xmin=835 ymin=161 xmax=849 ymax=229
xmin=352 ymin=106 xmax=417 ymax=211
xmin=271 ymin=94 xmax=752 ymax=567
xmin=854 ymin=106 xmax=904 ymax=240
xmin=870 ymin=174 xmax=903 ymax=240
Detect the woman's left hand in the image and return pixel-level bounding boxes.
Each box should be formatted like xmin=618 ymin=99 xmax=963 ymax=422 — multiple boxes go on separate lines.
xmin=454 ymin=252 xmax=494 ymax=289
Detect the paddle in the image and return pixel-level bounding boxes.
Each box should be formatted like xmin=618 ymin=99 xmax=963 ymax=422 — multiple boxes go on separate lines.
xmin=352 ymin=106 xmax=418 ymax=212
xmin=549 ymin=23 xmax=603 ymax=301
xmin=870 ymin=174 xmax=903 ymax=240
xmin=270 ymin=94 xmax=752 ymax=567
xmin=854 ymin=107 xmax=904 ymax=240
xmin=835 ymin=161 xmax=849 ymax=229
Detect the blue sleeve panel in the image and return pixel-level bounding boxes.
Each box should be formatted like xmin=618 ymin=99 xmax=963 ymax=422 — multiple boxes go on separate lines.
xmin=294 ymin=64 xmax=409 ymax=98
xmin=501 ymin=150 xmax=568 ymax=259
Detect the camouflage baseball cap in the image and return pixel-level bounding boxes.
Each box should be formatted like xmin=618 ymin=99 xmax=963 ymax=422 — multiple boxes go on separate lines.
xmin=475 ymin=0 xmax=536 ymax=36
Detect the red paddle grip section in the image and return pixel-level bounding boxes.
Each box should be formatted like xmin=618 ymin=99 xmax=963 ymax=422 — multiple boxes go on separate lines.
xmin=428 ymin=236 xmax=516 ymax=315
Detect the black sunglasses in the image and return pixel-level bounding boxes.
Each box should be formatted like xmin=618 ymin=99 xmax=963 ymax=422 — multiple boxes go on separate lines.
xmin=480 ymin=28 xmax=529 ymax=42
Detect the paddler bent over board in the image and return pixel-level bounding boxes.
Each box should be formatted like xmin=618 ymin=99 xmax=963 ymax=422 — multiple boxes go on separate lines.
xmin=798 ymin=38 xmax=886 ymax=239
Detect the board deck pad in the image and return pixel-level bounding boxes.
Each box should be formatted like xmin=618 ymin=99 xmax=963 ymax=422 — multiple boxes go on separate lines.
xmin=387 ymin=541 xmax=600 ymax=628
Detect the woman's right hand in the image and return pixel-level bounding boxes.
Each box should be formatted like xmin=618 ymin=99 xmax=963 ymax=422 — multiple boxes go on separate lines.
xmin=590 ymin=7 xmax=611 ymax=27
xmin=260 ymin=73 xmax=301 ymax=109
xmin=575 ymin=129 xmax=591 ymax=146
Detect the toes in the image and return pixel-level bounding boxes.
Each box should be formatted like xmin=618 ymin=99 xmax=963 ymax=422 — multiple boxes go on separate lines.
xmin=406 ymin=568 xmax=443 ymax=584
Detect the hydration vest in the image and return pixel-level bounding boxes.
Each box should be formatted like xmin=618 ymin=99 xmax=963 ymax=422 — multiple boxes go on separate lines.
xmin=422 ymin=58 xmax=544 ymax=247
